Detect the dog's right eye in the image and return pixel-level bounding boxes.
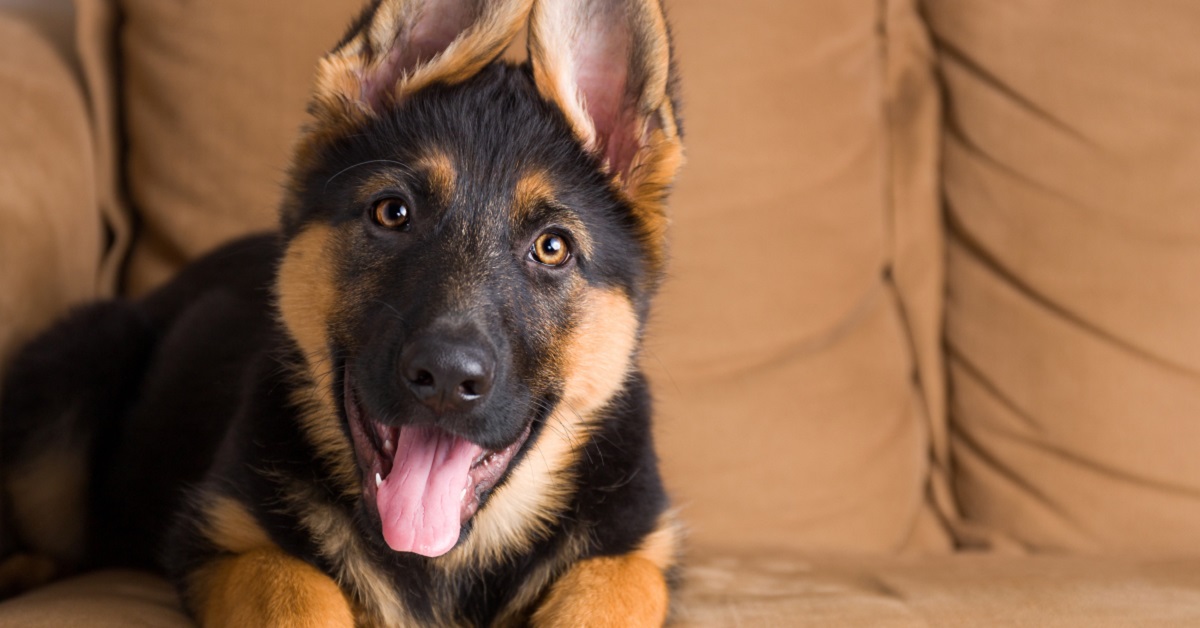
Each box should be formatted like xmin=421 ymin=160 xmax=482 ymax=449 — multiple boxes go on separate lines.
xmin=371 ymin=198 xmax=410 ymax=231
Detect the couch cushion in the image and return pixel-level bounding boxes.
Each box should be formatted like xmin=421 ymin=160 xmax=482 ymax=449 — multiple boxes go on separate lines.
xmin=91 ymin=0 xmax=949 ymax=552
xmin=0 ymin=571 xmax=188 ymax=628
xmin=675 ymin=551 xmax=1200 ymax=627
xmin=925 ymin=1 xmax=1200 ymax=553
xmin=113 ymin=0 xmax=364 ymax=295
xmin=4 ymin=553 xmax=1200 ymax=627
xmin=75 ymin=0 xmax=133 ymax=296
xmin=0 ymin=13 xmax=99 ymax=366
xmin=646 ymin=0 xmax=948 ymax=552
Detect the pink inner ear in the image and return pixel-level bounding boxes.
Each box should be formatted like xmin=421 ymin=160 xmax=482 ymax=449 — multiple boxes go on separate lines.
xmin=603 ymin=102 xmax=643 ymax=181
xmin=573 ymin=16 xmax=640 ymax=177
xmin=362 ymin=0 xmax=477 ymax=107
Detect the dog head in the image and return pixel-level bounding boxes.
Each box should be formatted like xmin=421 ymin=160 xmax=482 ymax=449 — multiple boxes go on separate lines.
xmin=275 ymin=0 xmax=680 ymax=559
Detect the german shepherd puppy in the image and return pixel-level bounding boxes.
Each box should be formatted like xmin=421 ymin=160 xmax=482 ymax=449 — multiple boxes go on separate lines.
xmin=0 ymin=0 xmax=684 ymax=624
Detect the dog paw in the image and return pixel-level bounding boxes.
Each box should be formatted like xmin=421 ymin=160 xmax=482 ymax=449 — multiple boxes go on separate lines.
xmin=532 ymin=555 xmax=668 ymax=628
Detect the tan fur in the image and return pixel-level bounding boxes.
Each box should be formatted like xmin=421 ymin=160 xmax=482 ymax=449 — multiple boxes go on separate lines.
xmin=276 ymin=225 xmax=361 ymax=491
xmin=354 ymin=171 xmax=411 ymax=205
xmin=201 ymin=494 xmax=272 ymax=554
xmin=191 ymin=547 xmax=355 ymax=628
xmin=418 ymin=149 xmax=458 ymax=205
xmin=560 ymin=287 xmax=640 ymax=414
xmin=623 ymin=119 xmax=683 ymax=274
xmin=527 ymin=0 xmax=597 ymax=150
xmin=531 ymin=554 xmax=669 ymax=628
xmin=312 ymin=55 xmax=375 ymax=125
xmin=276 ymin=225 xmax=338 ymax=371
xmin=354 ymin=150 xmax=456 ymax=205
xmin=6 ymin=445 xmax=86 ymax=563
xmin=397 ymin=0 xmax=535 ymax=97
xmin=277 ymin=480 xmax=412 ymax=627
xmin=634 ymin=511 xmax=682 ymax=572
xmin=513 ymin=169 xmax=557 ymax=221
xmin=314 ymin=0 xmax=533 ymax=115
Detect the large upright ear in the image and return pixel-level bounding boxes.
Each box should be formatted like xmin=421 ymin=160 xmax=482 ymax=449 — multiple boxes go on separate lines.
xmin=313 ymin=0 xmax=534 ymax=121
xmin=528 ymin=0 xmax=683 ymax=223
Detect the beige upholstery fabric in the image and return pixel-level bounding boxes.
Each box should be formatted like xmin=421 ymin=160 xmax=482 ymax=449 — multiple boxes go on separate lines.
xmin=646 ymin=0 xmax=948 ymax=552
xmin=4 ymin=0 xmax=1200 ymax=624
xmin=116 ymin=0 xmax=363 ymax=294
xmin=925 ymin=0 xmax=1200 ymax=553
xmin=75 ymin=0 xmax=131 ymax=297
xmin=675 ymin=551 xmax=1200 ymax=627
xmin=0 ymin=571 xmax=189 ymax=628
xmin=0 ymin=12 xmax=99 ymax=367
xmin=5 ymin=554 xmax=1200 ymax=627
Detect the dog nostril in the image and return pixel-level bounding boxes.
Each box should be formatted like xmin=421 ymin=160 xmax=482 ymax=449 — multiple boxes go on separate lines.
xmin=399 ymin=335 xmax=495 ymax=411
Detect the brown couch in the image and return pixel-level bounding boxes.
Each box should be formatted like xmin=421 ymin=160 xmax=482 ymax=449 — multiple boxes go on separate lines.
xmin=2 ymin=0 xmax=1200 ymax=625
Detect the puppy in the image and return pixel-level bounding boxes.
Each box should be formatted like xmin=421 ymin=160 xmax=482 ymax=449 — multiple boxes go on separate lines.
xmin=0 ymin=0 xmax=683 ymax=624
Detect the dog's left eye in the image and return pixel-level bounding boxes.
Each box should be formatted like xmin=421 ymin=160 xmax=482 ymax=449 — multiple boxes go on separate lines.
xmin=529 ymin=232 xmax=571 ymax=267
xmin=371 ymin=198 xmax=410 ymax=230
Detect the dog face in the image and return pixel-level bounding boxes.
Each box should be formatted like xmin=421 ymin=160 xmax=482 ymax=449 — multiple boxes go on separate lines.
xmin=274 ymin=0 xmax=681 ymax=559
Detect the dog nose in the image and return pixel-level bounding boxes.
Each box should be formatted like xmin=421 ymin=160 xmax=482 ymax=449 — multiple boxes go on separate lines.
xmin=400 ymin=338 xmax=494 ymax=413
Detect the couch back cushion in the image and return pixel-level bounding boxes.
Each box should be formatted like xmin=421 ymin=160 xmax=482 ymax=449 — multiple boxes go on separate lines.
xmin=644 ymin=0 xmax=949 ymax=552
xmin=87 ymin=0 xmax=950 ymax=553
xmin=0 ymin=13 xmax=99 ymax=366
xmin=926 ymin=0 xmax=1200 ymax=553
xmin=116 ymin=0 xmax=362 ymax=294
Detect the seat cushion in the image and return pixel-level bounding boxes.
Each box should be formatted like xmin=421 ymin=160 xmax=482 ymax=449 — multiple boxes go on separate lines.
xmin=4 ymin=553 xmax=1200 ymax=626
xmin=675 ymin=551 xmax=1200 ymax=626
xmin=926 ymin=0 xmax=1200 ymax=553
xmin=0 ymin=571 xmax=188 ymax=628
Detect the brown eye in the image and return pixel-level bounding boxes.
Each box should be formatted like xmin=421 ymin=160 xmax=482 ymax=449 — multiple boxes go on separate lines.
xmin=372 ymin=198 xmax=409 ymax=230
xmin=530 ymin=232 xmax=570 ymax=267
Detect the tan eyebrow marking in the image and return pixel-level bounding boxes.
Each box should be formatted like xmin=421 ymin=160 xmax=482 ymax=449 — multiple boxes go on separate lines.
xmin=352 ymin=150 xmax=456 ymax=205
xmin=513 ymin=169 xmax=557 ymax=223
xmin=511 ymin=170 xmax=595 ymax=261
xmin=416 ymin=150 xmax=457 ymax=204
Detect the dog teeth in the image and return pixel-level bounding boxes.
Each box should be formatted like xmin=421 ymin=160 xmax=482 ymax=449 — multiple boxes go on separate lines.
xmin=460 ymin=488 xmax=467 ymax=500
xmin=383 ymin=439 xmax=394 ymax=454
xmin=375 ymin=472 xmax=382 ymax=488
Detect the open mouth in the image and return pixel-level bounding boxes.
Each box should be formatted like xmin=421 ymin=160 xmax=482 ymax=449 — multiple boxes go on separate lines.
xmin=342 ymin=367 xmax=531 ymax=557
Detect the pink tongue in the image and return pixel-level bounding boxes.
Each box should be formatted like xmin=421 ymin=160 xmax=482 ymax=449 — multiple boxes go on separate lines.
xmin=375 ymin=425 xmax=483 ymax=557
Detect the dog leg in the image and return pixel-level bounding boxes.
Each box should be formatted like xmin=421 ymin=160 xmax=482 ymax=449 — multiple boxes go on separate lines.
xmin=531 ymin=555 xmax=668 ymax=628
xmin=190 ymin=548 xmax=354 ymax=628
